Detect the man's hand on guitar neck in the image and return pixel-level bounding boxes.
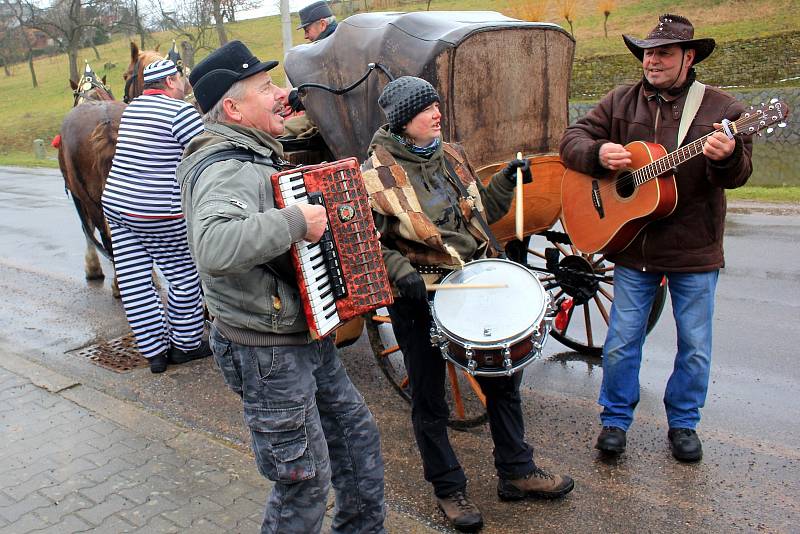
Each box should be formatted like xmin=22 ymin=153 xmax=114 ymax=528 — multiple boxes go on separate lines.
xmin=703 ymin=123 xmax=737 ymax=161
xmin=599 ymin=143 xmax=632 ymax=171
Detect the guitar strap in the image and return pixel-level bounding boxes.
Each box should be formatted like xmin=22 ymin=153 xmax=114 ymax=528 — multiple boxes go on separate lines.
xmin=677 ymin=81 xmax=706 ymax=147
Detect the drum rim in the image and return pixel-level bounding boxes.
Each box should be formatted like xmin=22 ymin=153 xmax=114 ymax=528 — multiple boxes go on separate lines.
xmin=431 ymin=258 xmax=549 ymax=349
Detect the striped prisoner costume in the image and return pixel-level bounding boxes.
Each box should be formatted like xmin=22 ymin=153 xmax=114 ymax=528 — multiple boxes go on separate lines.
xmin=102 ymin=91 xmax=205 ymax=359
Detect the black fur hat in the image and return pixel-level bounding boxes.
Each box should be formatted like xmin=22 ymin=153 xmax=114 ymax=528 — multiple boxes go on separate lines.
xmin=190 ymin=40 xmax=278 ymax=113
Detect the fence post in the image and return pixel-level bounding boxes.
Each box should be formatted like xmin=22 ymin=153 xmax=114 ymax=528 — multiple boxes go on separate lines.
xmin=33 ymin=139 xmax=46 ymax=160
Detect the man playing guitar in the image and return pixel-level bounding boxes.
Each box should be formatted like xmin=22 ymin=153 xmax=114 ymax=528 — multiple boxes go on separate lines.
xmin=559 ymin=14 xmax=753 ymax=462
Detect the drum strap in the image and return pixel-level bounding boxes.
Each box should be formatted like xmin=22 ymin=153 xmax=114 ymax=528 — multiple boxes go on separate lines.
xmin=442 ymin=157 xmax=506 ymax=259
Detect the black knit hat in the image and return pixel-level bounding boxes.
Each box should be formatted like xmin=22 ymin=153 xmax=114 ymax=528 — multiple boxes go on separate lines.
xmin=378 ymin=77 xmax=440 ymax=132
xmin=297 ymin=1 xmax=334 ymax=29
xmin=623 ymin=14 xmax=716 ymax=64
xmin=189 ymin=40 xmax=278 ymax=113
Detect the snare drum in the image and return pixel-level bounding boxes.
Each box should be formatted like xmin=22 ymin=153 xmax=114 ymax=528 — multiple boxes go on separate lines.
xmin=430 ymin=259 xmax=553 ymax=376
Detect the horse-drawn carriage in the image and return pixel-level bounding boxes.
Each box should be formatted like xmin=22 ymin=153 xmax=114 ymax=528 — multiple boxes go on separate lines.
xmin=281 ymin=10 xmax=666 ymax=427
xmin=57 ymin=11 xmax=665 ymax=426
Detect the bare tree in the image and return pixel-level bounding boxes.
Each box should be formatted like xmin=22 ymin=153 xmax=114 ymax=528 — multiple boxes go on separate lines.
xmin=23 ymin=0 xmax=106 ymax=83
xmin=158 ymin=0 xmax=216 ymax=58
xmin=1 ymin=0 xmax=39 ymax=86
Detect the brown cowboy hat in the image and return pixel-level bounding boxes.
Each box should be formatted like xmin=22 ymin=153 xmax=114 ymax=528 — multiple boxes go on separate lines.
xmin=623 ymin=14 xmax=716 ymax=64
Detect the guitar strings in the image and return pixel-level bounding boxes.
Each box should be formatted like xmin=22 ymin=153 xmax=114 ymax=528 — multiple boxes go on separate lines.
xmin=588 ymin=109 xmax=767 ymax=196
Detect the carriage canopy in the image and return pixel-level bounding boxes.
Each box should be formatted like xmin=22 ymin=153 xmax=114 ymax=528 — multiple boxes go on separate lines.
xmin=285 ymin=11 xmax=575 ymax=168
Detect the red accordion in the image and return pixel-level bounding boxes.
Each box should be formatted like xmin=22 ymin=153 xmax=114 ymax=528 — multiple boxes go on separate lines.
xmin=272 ymin=158 xmax=393 ymax=338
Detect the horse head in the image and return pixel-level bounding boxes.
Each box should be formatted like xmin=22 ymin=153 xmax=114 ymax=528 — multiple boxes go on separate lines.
xmin=124 ymin=41 xmax=194 ymax=103
xmin=71 ymin=61 xmax=114 ymax=106
xmin=123 ymin=42 xmax=163 ymax=103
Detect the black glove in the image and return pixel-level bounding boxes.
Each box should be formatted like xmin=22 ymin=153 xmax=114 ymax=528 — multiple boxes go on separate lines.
xmin=288 ymin=89 xmax=305 ymax=112
xmin=396 ymin=272 xmax=428 ymax=301
xmin=502 ymin=158 xmax=532 ymax=184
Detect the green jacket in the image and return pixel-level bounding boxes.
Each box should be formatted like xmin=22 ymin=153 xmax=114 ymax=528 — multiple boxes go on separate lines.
xmin=176 ymin=123 xmax=311 ymax=343
xmin=367 ymin=126 xmax=515 ymax=282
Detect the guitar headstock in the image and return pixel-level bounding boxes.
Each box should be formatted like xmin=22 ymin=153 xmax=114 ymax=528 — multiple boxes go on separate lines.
xmin=736 ymin=98 xmax=789 ymax=137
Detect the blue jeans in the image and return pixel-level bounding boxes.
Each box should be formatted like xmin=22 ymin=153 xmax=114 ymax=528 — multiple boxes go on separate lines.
xmin=599 ymin=266 xmax=719 ymax=431
xmin=209 ymin=327 xmax=386 ymax=534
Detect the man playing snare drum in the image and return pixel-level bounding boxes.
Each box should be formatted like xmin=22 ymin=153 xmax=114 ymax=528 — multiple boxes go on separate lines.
xmin=361 ymin=76 xmax=575 ymax=533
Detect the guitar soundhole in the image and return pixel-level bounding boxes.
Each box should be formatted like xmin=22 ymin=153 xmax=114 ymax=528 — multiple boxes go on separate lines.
xmin=615 ymin=171 xmax=636 ymax=199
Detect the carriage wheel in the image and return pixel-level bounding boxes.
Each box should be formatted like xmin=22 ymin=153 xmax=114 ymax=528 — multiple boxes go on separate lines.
xmin=366 ymin=308 xmax=488 ymax=430
xmin=518 ymin=220 xmax=667 ymax=356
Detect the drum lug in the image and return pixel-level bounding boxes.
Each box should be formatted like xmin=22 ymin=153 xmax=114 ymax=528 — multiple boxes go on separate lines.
xmin=502 ymin=347 xmax=513 ymax=376
xmin=465 ymin=347 xmax=477 ymax=374
xmin=429 ymin=326 xmax=445 ymax=347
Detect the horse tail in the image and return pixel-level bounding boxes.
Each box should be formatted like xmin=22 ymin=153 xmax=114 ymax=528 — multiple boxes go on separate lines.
xmin=88 ymin=119 xmax=118 ymax=261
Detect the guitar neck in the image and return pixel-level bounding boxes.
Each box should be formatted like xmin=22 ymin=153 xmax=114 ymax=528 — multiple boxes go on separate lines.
xmin=631 ymin=130 xmax=721 ymax=187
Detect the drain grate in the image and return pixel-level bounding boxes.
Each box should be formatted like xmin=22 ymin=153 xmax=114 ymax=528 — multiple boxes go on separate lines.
xmin=71 ymin=333 xmax=147 ymax=373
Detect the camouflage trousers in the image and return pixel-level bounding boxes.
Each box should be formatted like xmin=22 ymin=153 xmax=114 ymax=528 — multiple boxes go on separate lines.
xmin=209 ymin=327 xmax=386 ymax=534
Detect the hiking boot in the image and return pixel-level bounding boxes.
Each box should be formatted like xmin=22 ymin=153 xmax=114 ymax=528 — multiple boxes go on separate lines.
xmin=497 ymin=467 xmax=575 ymax=501
xmin=149 ymin=352 xmax=168 ymax=374
xmin=595 ymin=426 xmax=627 ymax=454
xmin=436 ymin=490 xmax=483 ymax=532
xmin=668 ymin=428 xmax=703 ymax=462
xmin=168 ymin=340 xmax=212 ymax=365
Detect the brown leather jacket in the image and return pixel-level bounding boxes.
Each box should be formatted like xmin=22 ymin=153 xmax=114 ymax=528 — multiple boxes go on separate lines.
xmin=560 ymin=75 xmax=753 ymax=272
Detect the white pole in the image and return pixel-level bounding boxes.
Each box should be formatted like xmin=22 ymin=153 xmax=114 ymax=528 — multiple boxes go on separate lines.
xmin=280 ymin=0 xmax=293 ymax=88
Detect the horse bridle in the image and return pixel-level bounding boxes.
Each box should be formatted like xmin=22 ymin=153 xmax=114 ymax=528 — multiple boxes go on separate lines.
xmin=73 ymin=75 xmax=114 ymax=106
xmin=123 ymin=57 xmax=141 ymax=104
xmin=124 ymin=55 xmax=191 ymax=104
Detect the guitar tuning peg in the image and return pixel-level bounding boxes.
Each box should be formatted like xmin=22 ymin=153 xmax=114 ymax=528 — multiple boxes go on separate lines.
xmin=760 ymin=102 xmax=765 ymax=106
xmin=770 ymin=97 xmax=778 ymax=103
xmin=767 ymin=127 xmax=774 ymax=134
xmin=778 ymin=122 xmax=787 ymax=128
xmin=757 ymin=132 xmax=763 ymax=137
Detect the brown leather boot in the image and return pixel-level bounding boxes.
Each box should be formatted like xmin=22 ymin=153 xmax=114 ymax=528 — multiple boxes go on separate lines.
xmin=497 ymin=467 xmax=575 ymax=501
xmin=436 ymin=490 xmax=483 ymax=532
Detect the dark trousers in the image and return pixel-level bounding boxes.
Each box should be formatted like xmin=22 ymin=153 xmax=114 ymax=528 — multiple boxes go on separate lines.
xmin=389 ymin=296 xmax=536 ymax=498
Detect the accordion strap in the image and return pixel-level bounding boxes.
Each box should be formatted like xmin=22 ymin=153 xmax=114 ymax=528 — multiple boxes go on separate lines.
xmin=186 ymin=148 xmax=296 ymax=201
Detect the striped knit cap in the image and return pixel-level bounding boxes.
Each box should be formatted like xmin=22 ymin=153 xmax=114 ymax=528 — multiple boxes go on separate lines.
xmin=143 ymin=59 xmax=178 ymax=83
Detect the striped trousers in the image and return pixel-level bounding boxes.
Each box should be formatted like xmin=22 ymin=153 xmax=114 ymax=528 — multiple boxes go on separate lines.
xmin=104 ymin=209 xmax=205 ymax=359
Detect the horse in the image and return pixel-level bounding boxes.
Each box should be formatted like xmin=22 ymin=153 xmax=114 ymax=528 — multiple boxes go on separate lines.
xmin=57 ymin=64 xmax=125 ymax=289
xmin=57 ymin=44 xmax=180 ymax=293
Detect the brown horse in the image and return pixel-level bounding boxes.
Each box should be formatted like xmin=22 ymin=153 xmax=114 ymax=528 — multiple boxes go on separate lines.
xmin=57 ymin=45 xmax=174 ymax=291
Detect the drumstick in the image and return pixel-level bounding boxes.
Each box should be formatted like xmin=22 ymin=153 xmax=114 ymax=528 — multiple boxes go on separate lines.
xmin=426 ymin=283 xmax=509 ymax=291
xmin=515 ymin=151 xmax=524 ymax=241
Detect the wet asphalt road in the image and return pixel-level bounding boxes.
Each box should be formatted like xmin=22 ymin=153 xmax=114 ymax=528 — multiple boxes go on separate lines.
xmin=1 ymin=166 xmax=798 ymax=533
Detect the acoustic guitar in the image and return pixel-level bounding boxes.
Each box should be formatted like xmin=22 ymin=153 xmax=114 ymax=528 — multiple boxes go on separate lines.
xmin=561 ymin=99 xmax=789 ymax=255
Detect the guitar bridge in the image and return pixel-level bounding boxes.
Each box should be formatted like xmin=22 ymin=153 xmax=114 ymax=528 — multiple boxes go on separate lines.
xmin=591 ymin=180 xmax=605 ymax=219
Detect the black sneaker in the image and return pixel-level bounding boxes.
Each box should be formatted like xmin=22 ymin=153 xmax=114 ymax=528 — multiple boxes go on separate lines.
xmin=168 ymin=340 xmax=212 ymax=365
xmin=668 ymin=428 xmax=703 ymax=462
xmin=436 ymin=490 xmax=483 ymax=533
xmin=595 ymin=426 xmax=627 ymax=454
xmin=149 ymin=352 xmax=168 ymax=374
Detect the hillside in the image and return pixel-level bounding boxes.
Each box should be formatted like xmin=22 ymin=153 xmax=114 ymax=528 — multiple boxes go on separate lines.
xmin=0 ymin=0 xmax=797 ymax=170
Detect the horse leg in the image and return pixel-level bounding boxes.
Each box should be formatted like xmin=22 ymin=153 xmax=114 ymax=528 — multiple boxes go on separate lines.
xmin=84 ymin=233 xmax=104 ymax=280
